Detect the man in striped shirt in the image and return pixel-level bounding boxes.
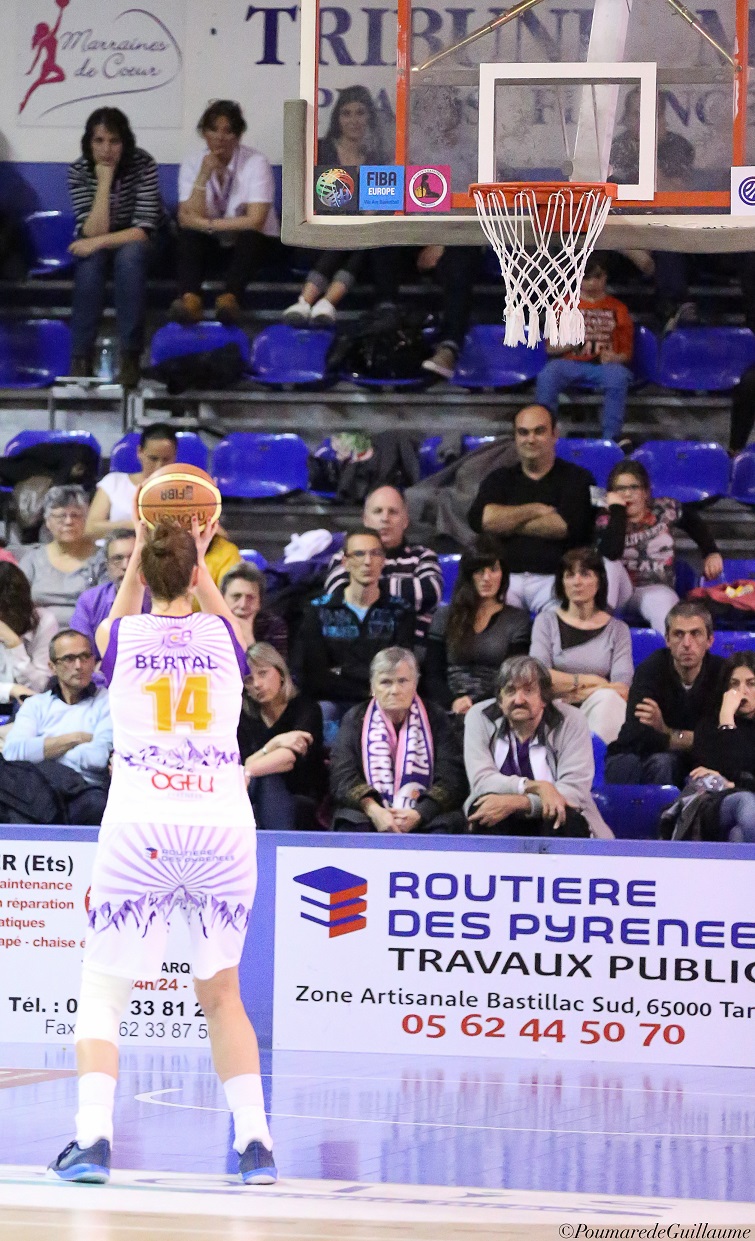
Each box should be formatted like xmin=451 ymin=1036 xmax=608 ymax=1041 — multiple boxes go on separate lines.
xmin=323 ymin=486 xmax=442 ymax=641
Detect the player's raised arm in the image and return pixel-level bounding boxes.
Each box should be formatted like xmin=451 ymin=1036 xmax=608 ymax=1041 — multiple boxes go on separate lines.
xmin=95 ymin=515 xmax=148 ymax=656
xmin=191 ymin=516 xmax=246 ymax=646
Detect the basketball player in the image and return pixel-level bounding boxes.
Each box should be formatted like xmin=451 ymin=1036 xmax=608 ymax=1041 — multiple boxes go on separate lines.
xmin=48 ymin=517 xmax=276 ymax=1185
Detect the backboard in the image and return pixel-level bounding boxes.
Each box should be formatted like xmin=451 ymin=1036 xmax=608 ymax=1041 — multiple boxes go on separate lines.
xmin=283 ymin=0 xmax=755 ymax=249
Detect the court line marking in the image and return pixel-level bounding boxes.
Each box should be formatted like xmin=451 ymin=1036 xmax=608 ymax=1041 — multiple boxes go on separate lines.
xmin=132 ymin=1087 xmax=755 ymax=1140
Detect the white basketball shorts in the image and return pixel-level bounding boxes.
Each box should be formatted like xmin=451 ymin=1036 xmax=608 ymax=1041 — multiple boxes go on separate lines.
xmin=84 ymin=820 xmax=257 ymax=981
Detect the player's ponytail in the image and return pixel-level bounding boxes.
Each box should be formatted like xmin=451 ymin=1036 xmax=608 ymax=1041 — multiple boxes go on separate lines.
xmin=141 ymin=523 xmax=198 ymax=602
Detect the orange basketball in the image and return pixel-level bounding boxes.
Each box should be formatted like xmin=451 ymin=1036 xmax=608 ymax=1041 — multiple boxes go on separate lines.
xmin=137 ymin=463 xmax=222 ymax=532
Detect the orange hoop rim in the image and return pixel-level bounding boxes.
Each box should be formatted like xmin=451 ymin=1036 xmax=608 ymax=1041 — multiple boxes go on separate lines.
xmin=470 ymin=181 xmax=618 ymax=206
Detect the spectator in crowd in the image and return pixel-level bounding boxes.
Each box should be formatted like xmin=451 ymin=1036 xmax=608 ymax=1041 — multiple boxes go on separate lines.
xmin=0 ymin=562 xmax=58 ymax=706
xmin=85 ymin=424 xmax=177 ymax=538
xmin=4 ymin=628 xmax=112 ymax=824
xmin=596 ymin=460 xmax=722 ymax=634
xmin=468 ymin=405 xmax=603 ymax=613
xmin=172 ymin=100 xmax=280 ymax=326
xmin=19 ymin=486 xmax=105 ymax=626
xmin=68 ymin=107 xmax=164 ymax=388
xmin=295 ymin=527 xmax=415 ymax=705
xmin=690 ymin=652 xmax=755 ymax=842
xmin=423 ymin=535 xmax=530 ymax=716
xmin=238 ymin=642 xmax=325 ymax=830
xmin=324 ymin=485 xmax=442 ymax=639
xmin=70 ymin=529 xmax=149 ymax=647
xmin=330 ymin=646 xmax=467 ymax=832
xmin=530 ymin=548 xmax=633 ymax=744
xmin=464 ymin=654 xmax=611 ymax=838
xmin=729 ymin=362 xmax=755 ymax=454
xmin=535 ymin=253 xmax=634 ymax=444
xmin=605 ymin=600 xmax=724 ymax=787
xmin=284 ymin=86 xmax=389 ymax=326
xmin=221 ymin=565 xmax=287 ymax=658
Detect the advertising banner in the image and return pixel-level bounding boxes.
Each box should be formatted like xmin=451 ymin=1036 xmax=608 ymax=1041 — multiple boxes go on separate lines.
xmin=0 ymin=839 xmax=207 ymax=1047
xmin=273 ymin=846 xmax=755 ymax=1066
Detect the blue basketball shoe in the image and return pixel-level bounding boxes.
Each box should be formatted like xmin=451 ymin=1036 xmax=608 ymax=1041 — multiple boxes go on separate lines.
xmin=239 ymin=1139 xmax=277 ymax=1185
xmin=48 ymin=1138 xmax=111 ymax=1183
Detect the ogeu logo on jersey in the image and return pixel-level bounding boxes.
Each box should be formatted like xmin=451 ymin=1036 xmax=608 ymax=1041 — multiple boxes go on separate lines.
xmin=150 ymin=771 xmax=215 ymax=793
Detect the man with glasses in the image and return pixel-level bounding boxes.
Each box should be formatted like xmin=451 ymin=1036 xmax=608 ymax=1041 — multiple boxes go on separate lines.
xmin=4 ymin=629 xmax=112 ymax=823
xmin=295 ymin=527 xmax=416 ymax=706
xmin=70 ymin=529 xmax=149 ymax=648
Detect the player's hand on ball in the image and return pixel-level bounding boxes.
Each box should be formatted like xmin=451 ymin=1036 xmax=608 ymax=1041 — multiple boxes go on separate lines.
xmin=191 ymin=513 xmax=218 ymax=561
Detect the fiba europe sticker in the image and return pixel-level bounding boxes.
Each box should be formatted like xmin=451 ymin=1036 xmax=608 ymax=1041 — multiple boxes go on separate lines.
xmin=313 ymin=165 xmax=359 ymax=215
xmin=730 ymin=167 xmax=755 ymax=215
xmin=405 ymin=165 xmax=451 ymax=213
xmin=359 ymin=165 xmax=404 ymax=210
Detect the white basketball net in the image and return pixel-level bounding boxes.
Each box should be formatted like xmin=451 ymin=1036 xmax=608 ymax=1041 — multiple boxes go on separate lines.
xmin=472 ymin=184 xmax=613 ymax=349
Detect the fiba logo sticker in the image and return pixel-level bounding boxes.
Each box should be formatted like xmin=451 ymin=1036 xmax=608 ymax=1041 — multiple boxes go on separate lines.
xmin=313 ymin=165 xmax=359 ymax=215
xmin=731 ymin=167 xmax=755 ymax=215
xmin=405 ymin=165 xmax=452 ymax=213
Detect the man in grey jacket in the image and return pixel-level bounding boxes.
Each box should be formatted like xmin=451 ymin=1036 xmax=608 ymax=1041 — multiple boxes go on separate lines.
xmin=464 ymin=654 xmax=612 ymax=838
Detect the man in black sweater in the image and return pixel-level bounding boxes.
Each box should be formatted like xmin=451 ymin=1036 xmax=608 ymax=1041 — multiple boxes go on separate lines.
xmin=605 ymin=600 xmax=724 ymax=787
xmin=467 ymin=405 xmax=596 ymax=613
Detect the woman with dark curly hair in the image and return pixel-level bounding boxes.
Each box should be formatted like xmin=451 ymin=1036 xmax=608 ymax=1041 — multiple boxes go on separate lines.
xmin=423 ymin=535 xmax=531 ymax=716
xmin=67 ymin=107 xmax=164 ymax=387
xmin=172 ymin=100 xmax=281 ymax=326
xmin=0 ymin=561 xmax=58 ymax=707
xmin=283 ymin=86 xmax=391 ymax=326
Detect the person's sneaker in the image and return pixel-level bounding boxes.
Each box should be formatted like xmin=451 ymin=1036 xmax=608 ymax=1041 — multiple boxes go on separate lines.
xmin=117 ymin=351 xmax=141 ymax=390
xmin=48 ymin=1138 xmax=111 ymax=1184
xmin=422 ymin=343 xmax=458 ymax=380
xmin=310 ymin=298 xmax=337 ymax=325
xmin=169 ymin=293 xmax=203 ymax=326
xmin=238 ymin=1139 xmax=277 ymax=1185
xmin=215 ymin=293 xmax=242 ymax=326
xmin=282 ymin=298 xmax=313 ymax=327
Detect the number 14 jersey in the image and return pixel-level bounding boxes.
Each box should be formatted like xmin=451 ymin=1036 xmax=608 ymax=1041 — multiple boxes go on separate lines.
xmin=100 ymin=612 xmax=254 ymax=829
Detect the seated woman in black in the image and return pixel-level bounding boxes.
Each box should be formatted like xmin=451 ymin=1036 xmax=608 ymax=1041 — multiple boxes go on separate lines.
xmin=690 ymin=651 xmax=755 ymax=842
xmin=238 ymin=642 xmax=325 ymax=830
xmin=423 ymin=535 xmax=531 ymax=719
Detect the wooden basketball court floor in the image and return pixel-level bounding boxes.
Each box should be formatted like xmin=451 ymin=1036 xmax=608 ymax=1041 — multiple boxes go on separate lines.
xmin=0 ymin=1043 xmax=753 ymax=1239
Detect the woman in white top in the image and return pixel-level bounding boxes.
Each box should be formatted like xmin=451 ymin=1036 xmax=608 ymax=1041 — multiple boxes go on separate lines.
xmin=0 ymin=561 xmax=58 ymax=704
xmin=530 ymin=547 xmax=633 ymax=745
xmin=85 ymin=423 xmax=177 ymax=540
xmin=171 ymin=100 xmax=280 ymax=327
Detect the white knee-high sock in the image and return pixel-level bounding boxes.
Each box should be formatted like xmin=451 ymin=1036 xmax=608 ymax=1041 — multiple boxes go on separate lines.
xmin=76 ymin=1072 xmax=117 ymax=1146
xmin=223 ymin=1074 xmax=272 ymax=1153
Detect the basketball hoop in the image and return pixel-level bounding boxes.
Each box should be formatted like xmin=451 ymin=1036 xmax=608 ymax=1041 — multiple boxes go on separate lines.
xmin=470 ymin=182 xmax=618 ymax=349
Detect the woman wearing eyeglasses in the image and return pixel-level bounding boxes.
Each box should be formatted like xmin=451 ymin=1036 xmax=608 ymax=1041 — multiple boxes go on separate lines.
xmin=596 ymin=460 xmax=722 ymax=634
xmin=19 ymin=486 xmax=105 ymax=626
xmin=171 ymin=100 xmax=280 ymax=327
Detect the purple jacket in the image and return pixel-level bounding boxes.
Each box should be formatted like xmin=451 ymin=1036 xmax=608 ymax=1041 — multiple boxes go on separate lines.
xmin=70 ymin=581 xmax=150 ymax=646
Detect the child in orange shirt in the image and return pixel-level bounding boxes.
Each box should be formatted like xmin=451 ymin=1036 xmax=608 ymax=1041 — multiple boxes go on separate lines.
xmin=535 ymin=253 xmax=634 ymax=442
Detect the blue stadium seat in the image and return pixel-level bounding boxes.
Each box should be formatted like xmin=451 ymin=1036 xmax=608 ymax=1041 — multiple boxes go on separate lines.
xmin=711 ymin=631 xmax=755 ymax=658
xmin=150 ymin=322 xmax=252 ymax=369
xmin=109 ymin=431 xmax=208 ymax=473
xmin=250 ymin=325 xmax=332 ymax=386
xmin=556 ymin=438 xmax=624 ymax=488
xmin=593 ymin=784 xmax=678 ymax=839
xmin=630 ymin=440 xmax=730 ymax=503
xmin=240 ymin=549 xmax=268 ymax=570
xmin=704 ymin=557 xmax=755 ymax=586
xmin=658 ymin=327 xmax=755 ymax=391
xmin=212 ymin=433 xmax=309 ymax=498
xmin=24 ymin=211 xmax=75 ymax=276
xmin=630 ymin=627 xmax=665 ymax=665
xmin=450 ymin=326 xmax=547 ymax=389
xmin=630 ymin=324 xmax=659 ymax=385
xmin=0 ymin=319 xmax=71 ymax=387
xmin=729 ymin=450 xmax=755 ymax=506
xmin=675 ymin=558 xmax=697 ymax=597
xmin=5 ymin=428 xmax=100 ymax=461
xmin=419 ymin=436 xmax=443 ymax=477
xmin=462 ymin=435 xmax=497 ymax=453
xmin=591 ymin=733 xmax=607 ymax=787
xmin=439 ymin=553 xmax=461 ymax=604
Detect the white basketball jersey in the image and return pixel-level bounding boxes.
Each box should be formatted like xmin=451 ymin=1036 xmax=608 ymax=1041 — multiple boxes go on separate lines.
xmin=101 ymin=612 xmax=254 ymax=829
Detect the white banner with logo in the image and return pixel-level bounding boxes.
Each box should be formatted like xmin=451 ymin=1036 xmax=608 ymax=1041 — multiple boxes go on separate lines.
xmin=273 ymin=846 xmax=755 ymax=1066
xmin=0 ymin=840 xmax=207 ymax=1046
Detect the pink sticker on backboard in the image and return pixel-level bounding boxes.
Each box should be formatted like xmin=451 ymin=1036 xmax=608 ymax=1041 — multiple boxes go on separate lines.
xmin=404 ymin=166 xmax=451 ymax=212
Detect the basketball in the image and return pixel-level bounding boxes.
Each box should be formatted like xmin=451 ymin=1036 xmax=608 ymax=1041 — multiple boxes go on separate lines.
xmin=137 ymin=463 xmax=222 ymax=531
